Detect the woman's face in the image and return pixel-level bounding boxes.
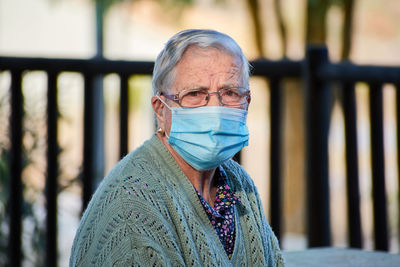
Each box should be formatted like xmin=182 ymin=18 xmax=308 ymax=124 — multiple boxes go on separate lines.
xmin=159 ymin=46 xmax=248 ymax=136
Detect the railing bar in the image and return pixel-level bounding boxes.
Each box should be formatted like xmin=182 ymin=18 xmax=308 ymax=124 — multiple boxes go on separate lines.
xmin=342 ymin=82 xmax=363 ymax=248
xmin=119 ymin=74 xmax=129 ymax=159
xmin=9 ymin=70 xmax=23 ymax=267
xmin=319 ymin=63 xmax=400 ymax=84
xmin=46 ymin=71 xmax=58 ymax=266
xmin=232 ymin=151 xmax=241 ymax=164
xmin=82 ymin=74 xmax=94 ymax=213
xmin=0 ymin=57 xmax=303 ymax=77
xmin=396 ymin=82 xmax=400 ymax=250
xmin=0 ymin=57 xmax=154 ymax=75
xmin=269 ymin=77 xmax=283 ymax=241
xmin=251 ymin=60 xmax=302 ymax=77
xmin=305 ymin=46 xmax=332 ymax=247
xmin=368 ymin=82 xmax=389 ymax=251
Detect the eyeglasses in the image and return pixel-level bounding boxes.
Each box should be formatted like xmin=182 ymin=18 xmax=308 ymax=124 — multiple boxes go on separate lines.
xmin=160 ymin=87 xmax=250 ymax=108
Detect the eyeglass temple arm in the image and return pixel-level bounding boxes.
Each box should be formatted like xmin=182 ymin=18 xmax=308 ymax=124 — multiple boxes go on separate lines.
xmin=159 ymin=92 xmax=179 ymax=102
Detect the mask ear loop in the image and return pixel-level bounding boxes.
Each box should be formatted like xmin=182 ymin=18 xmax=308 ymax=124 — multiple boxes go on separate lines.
xmin=156 ymin=95 xmax=171 ymax=138
xmin=156 ymin=95 xmax=172 ymax=110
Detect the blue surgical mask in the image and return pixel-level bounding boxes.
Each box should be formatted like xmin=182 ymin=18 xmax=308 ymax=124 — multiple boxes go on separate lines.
xmin=157 ymin=96 xmax=249 ymax=170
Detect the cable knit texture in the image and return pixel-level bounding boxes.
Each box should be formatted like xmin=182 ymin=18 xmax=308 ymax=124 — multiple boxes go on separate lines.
xmin=70 ymin=135 xmax=285 ymax=266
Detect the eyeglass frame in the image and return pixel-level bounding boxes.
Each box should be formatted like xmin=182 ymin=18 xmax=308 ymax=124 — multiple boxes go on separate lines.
xmin=158 ymin=87 xmax=251 ymax=108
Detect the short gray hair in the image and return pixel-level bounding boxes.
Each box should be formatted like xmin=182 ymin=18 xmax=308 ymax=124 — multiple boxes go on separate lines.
xmin=152 ymin=29 xmax=250 ymax=96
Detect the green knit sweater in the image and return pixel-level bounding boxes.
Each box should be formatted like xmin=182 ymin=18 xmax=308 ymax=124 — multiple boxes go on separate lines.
xmin=70 ymin=135 xmax=285 ymax=266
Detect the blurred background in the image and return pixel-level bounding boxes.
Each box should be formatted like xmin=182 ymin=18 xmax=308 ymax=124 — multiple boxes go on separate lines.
xmin=0 ymin=0 xmax=399 ymax=266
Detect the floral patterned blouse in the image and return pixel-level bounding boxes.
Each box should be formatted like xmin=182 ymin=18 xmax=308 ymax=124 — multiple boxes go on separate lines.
xmin=195 ymin=167 xmax=241 ymax=259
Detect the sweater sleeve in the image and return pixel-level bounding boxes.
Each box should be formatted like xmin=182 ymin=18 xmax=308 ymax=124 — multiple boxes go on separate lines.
xmin=70 ymin=158 xmax=186 ymax=267
xmin=104 ymin=229 xmax=185 ymax=267
xmin=222 ymin=159 xmax=285 ymax=266
xmin=253 ymin=188 xmax=286 ymax=267
xmin=242 ymin=168 xmax=285 ymax=266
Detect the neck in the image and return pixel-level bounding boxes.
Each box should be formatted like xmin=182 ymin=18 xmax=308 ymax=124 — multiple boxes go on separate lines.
xmin=157 ymin=133 xmax=217 ymax=205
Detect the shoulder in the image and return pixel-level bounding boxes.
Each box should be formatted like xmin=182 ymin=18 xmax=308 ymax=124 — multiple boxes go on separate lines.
xmin=83 ymin=137 xmax=168 ymax=220
xmin=97 ymin=135 xmax=164 ymax=192
xmin=70 ymin=138 xmax=171 ymax=266
xmin=221 ymin=159 xmax=256 ymax=193
xmin=221 ymin=160 xmax=262 ymax=219
xmin=80 ymin=142 xmax=159 ymax=212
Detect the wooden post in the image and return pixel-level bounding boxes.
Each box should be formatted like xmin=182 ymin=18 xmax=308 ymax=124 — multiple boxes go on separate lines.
xmin=83 ymin=74 xmax=95 ymax=213
xmin=342 ymin=82 xmax=363 ymax=248
xmin=369 ymin=82 xmax=389 ymax=251
xmin=9 ymin=70 xmax=23 ymax=267
xmin=304 ymin=45 xmax=332 ymax=247
xmin=119 ymin=74 xmax=129 ymax=159
xmin=269 ymin=76 xmax=283 ymax=241
xmin=46 ymin=71 xmax=58 ymax=266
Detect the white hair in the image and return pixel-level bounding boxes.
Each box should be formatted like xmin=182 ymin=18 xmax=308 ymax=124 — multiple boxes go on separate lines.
xmin=152 ymin=29 xmax=250 ymax=96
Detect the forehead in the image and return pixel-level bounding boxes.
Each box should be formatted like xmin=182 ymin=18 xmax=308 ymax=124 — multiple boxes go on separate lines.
xmin=171 ymin=46 xmax=242 ymax=91
xmin=179 ymin=46 xmax=240 ymax=69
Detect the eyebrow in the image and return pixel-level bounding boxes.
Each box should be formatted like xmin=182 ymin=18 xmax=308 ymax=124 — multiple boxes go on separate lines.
xmin=182 ymin=83 xmax=241 ymax=91
xmin=221 ymin=83 xmax=240 ymax=88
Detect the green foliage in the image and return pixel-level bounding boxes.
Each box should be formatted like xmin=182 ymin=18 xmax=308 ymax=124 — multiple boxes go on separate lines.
xmin=93 ymin=0 xmax=132 ymax=11
xmin=330 ymin=0 xmax=345 ymax=6
xmin=128 ymin=75 xmax=152 ymax=112
xmin=0 ymin=77 xmax=9 ymax=267
xmin=0 ymin=148 xmax=9 ymax=266
xmin=0 ymin=73 xmax=51 ymax=266
xmin=92 ymin=0 xmax=195 ymax=13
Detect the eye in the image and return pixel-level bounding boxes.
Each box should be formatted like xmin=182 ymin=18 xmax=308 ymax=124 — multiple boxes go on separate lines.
xmin=187 ymin=91 xmax=200 ymax=97
xmin=221 ymin=88 xmax=240 ymax=97
xmin=226 ymin=90 xmax=236 ymax=96
xmin=181 ymin=89 xmax=207 ymax=98
xmin=179 ymin=89 xmax=208 ymax=107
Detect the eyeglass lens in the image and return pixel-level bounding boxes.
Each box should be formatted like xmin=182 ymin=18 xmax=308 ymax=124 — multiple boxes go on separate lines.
xmin=179 ymin=88 xmax=247 ymax=107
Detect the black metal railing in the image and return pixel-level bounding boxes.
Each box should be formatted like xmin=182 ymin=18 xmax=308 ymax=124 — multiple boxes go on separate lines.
xmin=251 ymin=59 xmax=302 ymax=241
xmin=305 ymin=46 xmax=400 ymax=251
xmin=1 ymin=45 xmax=400 ymax=266
xmin=1 ymin=57 xmax=155 ymax=267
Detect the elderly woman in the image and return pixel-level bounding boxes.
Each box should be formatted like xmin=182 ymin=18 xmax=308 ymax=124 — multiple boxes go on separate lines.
xmin=70 ymin=29 xmax=284 ymax=266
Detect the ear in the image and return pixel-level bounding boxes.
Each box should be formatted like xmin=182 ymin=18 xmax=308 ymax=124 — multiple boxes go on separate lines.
xmin=245 ymin=94 xmax=251 ymax=110
xmin=151 ymin=96 xmax=164 ymax=126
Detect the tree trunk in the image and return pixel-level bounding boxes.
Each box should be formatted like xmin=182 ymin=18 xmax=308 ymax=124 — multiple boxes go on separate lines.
xmin=246 ymin=0 xmax=265 ymax=57
xmin=92 ymin=1 xmax=105 ymax=188
xmin=341 ymin=0 xmax=355 ymax=60
xmin=273 ymin=0 xmax=287 ymax=57
xmin=306 ymin=0 xmax=329 ymax=44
